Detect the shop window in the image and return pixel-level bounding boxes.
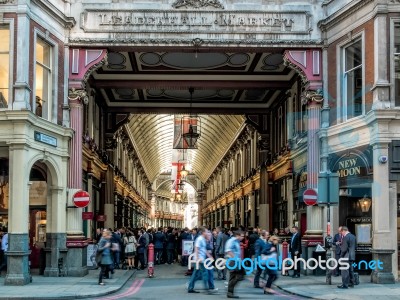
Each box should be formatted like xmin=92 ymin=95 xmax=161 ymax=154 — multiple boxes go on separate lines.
xmin=394 ymin=23 xmax=400 ymax=107
xmin=342 ymin=39 xmax=363 ymax=120
xmin=0 ymin=25 xmax=10 ymax=108
xmin=35 ymin=38 xmax=53 ymax=120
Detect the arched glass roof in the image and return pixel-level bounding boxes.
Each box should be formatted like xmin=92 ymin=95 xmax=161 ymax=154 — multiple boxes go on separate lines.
xmin=126 ymin=114 xmax=245 ymax=183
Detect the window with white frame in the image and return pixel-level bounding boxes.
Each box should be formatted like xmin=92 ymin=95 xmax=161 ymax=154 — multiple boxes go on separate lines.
xmin=342 ymin=39 xmax=363 ymax=120
xmin=0 ymin=25 xmax=10 ymax=108
xmin=35 ymin=38 xmax=52 ymax=119
xmin=394 ymin=23 xmax=400 ymax=106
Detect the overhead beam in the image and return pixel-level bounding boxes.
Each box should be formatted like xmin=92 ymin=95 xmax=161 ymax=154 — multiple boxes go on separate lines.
xmin=94 ymin=80 xmax=292 ymax=89
xmin=107 ymin=106 xmax=270 ymax=114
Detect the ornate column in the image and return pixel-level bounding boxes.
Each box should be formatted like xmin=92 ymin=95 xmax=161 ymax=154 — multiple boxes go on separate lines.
xmin=65 ymin=89 xmax=88 ymax=277
xmin=302 ymin=90 xmax=324 ymax=271
xmin=5 ymin=145 xmax=30 ymax=285
xmin=151 ymin=193 xmax=156 ymax=227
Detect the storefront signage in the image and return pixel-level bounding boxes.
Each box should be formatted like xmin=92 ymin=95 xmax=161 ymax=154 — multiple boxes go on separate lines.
xmin=299 ymin=172 xmax=307 ymax=189
xmin=348 ymin=217 xmax=372 ymax=223
xmin=82 ymin=10 xmax=310 ymax=34
xmin=330 ymin=150 xmax=372 ymax=184
xmin=96 ymin=215 xmax=107 ymax=222
xmin=34 ymin=131 xmax=57 ymax=147
xmin=337 ymin=158 xmax=361 ymax=178
xmin=269 ymin=160 xmax=292 ymax=181
xmin=82 ymin=212 xmax=94 ymax=220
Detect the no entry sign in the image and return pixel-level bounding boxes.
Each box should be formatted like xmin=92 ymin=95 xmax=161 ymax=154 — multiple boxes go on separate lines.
xmin=73 ymin=190 xmax=91 ymax=208
xmin=303 ymin=189 xmax=318 ymax=206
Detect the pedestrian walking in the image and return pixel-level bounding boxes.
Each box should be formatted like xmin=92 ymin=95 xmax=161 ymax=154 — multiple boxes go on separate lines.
xmin=253 ymin=230 xmax=268 ymax=288
xmin=98 ymin=229 xmax=114 ymax=286
xmin=262 ymin=235 xmax=279 ymax=295
xmin=215 ymin=226 xmax=228 ymax=280
xmin=225 ymin=230 xmax=245 ymax=299
xmin=187 ymin=227 xmax=217 ymax=294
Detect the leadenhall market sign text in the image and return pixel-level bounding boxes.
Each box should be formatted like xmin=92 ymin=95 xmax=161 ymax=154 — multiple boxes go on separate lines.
xmin=81 ymin=10 xmax=311 ymax=34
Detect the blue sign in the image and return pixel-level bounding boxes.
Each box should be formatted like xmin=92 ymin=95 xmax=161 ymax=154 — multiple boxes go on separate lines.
xmin=34 ymin=131 xmax=57 ymax=147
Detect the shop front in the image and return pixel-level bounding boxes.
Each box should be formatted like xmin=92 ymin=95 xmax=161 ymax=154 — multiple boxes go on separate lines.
xmin=292 ymin=150 xmax=308 ymax=237
xmin=268 ymin=157 xmax=293 ymax=232
xmin=330 ymin=146 xmax=373 ymax=274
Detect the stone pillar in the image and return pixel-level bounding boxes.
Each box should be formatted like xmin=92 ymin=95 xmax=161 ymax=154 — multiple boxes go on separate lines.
xmin=286 ymin=178 xmax=293 ymax=228
xmin=66 ymin=89 xmax=88 ymax=277
xmin=239 ymin=197 xmax=245 ymax=227
xmin=302 ymin=90 xmax=324 ymax=273
xmin=44 ymin=186 xmax=67 ymax=277
xmin=371 ymin=143 xmax=395 ymax=283
xmin=151 ymin=193 xmax=156 ymax=227
xmin=249 ymin=193 xmax=256 ymax=228
xmin=13 ymin=5 xmax=31 ymax=111
xmin=5 ymin=145 xmax=30 ymax=285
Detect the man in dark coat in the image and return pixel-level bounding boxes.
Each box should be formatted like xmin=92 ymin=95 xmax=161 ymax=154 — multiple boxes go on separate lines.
xmin=333 ymin=226 xmax=343 ymax=276
xmin=166 ymin=229 xmax=176 ymax=264
xmin=289 ymin=226 xmax=302 ymax=278
xmin=215 ymin=226 xmax=228 ymax=280
xmin=153 ymin=227 xmax=166 ymax=265
xmin=253 ymin=230 xmax=268 ymax=288
xmin=248 ymin=227 xmax=259 ymax=258
xmin=338 ymin=226 xmax=356 ymax=289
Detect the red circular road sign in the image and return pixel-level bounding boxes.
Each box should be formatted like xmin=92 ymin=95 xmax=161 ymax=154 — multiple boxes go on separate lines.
xmin=303 ymin=189 xmax=318 ymax=206
xmin=73 ymin=190 xmax=91 ymax=208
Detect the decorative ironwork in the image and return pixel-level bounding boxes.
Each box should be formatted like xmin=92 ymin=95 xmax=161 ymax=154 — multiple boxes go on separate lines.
xmin=172 ymin=0 xmax=224 ymax=9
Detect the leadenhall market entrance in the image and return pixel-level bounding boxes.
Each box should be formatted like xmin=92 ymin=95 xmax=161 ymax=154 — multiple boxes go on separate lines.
xmin=0 ymin=0 xmax=394 ymax=286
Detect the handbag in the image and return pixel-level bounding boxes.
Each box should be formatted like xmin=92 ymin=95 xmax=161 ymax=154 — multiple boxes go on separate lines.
xmin=261 ymin=252 xmax=278 ymax=266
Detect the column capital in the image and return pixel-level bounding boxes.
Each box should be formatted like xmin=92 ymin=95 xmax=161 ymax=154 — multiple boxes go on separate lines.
xmin=301 ymin=89 xmax=324 ymax=106
xmin=68 ymin=88 xmax=88 ymax=105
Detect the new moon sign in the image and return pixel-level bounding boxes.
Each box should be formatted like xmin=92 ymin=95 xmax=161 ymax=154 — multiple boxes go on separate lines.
xmin=303 ymin=189 xmax=317 ymax=206
xmin=73 ymin=190 xmax=91 ymax=208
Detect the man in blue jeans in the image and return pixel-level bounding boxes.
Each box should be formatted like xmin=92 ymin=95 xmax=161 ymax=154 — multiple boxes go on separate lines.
xmin=187 ymin=227 xmax=217 ymax=295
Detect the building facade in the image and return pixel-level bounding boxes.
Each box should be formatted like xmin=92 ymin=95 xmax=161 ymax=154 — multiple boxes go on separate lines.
xmin=0 ymin=0 xmax=398 ymax=285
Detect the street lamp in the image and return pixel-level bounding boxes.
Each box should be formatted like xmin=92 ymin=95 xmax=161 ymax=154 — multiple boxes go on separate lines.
xmin=358 ymin=196 xmax=372 ymax=213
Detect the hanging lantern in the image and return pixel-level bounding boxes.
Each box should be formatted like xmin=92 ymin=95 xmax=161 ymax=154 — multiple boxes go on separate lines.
xmin=358 ymin=196 xmax=372 ymax=213
xmin=181 ymin=115 xmax=201 ymax=149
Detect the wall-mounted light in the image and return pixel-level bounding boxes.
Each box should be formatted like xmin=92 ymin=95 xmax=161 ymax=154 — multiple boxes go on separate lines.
xmin=358 ymin=196 xmax=372 ymax=213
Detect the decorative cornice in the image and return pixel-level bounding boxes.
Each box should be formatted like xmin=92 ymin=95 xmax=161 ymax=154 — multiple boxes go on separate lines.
xmin=172 ymin=0 xmax=224 ymax=9
xmin=318 ymin=0 xmax=374 ymax=32
xmin=68 ymin=88 xmax=88 ymax=104
xmin=283 ymin=52 xmax=308 ymax=86
xmin=82 ymin=54 xmax=108 ymax=88
xmin=31 ymin=0 xmax=76 ymax=29
xmin=301 ymin=89 xmax=324 ymax=106
xmin=68 ymin=37 xmax=323 ymax=47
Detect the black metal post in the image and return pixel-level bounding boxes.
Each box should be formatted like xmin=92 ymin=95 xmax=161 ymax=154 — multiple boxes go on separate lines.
xmin=325 ymin=172 xmax=332 ymax=285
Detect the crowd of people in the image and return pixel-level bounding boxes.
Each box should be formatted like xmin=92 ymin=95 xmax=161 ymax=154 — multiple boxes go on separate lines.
xmin=93 ymin=225 xmax=300 ymax=296
xmin=94 ymin=224 xmax=358 ymax=297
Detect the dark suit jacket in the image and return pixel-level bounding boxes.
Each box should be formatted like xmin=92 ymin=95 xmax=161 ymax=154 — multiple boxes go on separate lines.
xmin=289 ymin=232 xmax=302 ymax=255
xmin=340 ymin=232 xmax=356 ymax=261
xmin=153 ymin=231 xmax=166 ymax=250
xmin=333 ymin=233 xmax=342 ymax=255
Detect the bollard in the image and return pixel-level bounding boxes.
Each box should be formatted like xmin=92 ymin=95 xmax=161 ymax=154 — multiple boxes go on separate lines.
xmin=147 ymin=243 xmax=154 ymax=278
xmin=281 ymin=240 xmax=289 ymax=276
